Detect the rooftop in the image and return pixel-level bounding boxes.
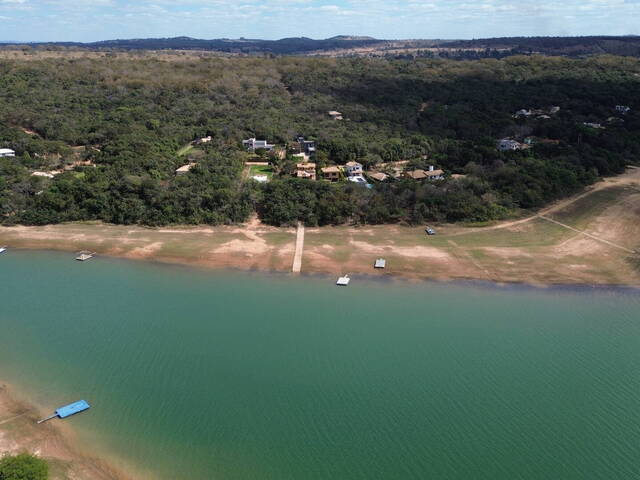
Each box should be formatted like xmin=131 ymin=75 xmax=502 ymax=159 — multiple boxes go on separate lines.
xmin=405 ymin=169 xmax=428 ymax=180
xmin=176 ymin=164 xmax=195 ymax=174
xmin=368 ymin=172 xmax=388 ymax=182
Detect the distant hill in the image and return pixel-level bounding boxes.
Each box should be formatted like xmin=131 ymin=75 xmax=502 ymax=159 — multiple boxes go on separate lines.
xmin=3 ymin=35 xmax=640 ymax=58
xmin=8 ymin=36 xmax=387 ymax=55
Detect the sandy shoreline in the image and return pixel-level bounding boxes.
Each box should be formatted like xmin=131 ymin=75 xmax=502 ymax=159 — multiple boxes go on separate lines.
xmin=1 ymin=167 xmax=640 ymax=286
xmin=0 ymin=382 xmax=144 ymax=480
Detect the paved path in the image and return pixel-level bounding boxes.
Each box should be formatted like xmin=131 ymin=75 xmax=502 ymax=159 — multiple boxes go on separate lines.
xmin=538 ymin=215 xmax=637 ymax=254
xmin=292 ymin=222 xmax=305 ymax=273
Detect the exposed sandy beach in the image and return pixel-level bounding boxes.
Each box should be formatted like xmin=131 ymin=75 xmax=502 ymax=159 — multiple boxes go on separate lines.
xmin=0 ymin=383 xmax=142 ymax=480
xmin=1 ymin=167 xmax=639 ymax=287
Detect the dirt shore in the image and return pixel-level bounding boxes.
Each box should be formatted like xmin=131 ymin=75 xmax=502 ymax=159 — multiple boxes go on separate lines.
xmin=2 ymin=168 xmax=639 ymax=287
xmin=0 ymin=383 xmax=141 ymax=480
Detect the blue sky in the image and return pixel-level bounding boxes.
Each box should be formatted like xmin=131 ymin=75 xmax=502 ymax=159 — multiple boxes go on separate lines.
xmin=0 ymin=0 xmax=639 ymax=42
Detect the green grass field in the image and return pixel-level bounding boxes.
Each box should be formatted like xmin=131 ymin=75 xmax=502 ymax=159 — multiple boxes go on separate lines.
xmin=249 ymin=165 xmax=274 ymax=179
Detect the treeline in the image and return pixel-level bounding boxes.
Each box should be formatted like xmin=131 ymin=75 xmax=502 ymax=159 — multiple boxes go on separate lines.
xmin=2 ymin=36 xmax=385 ymax=55
xmin=438 ymin=36 xmax=640 ymax=58
xmin=0 ymin=54 xmax=639 ymax=227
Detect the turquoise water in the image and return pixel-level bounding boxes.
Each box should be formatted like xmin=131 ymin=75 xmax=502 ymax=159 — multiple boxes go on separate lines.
xmin=1 ymin=250 xmax=639 ymax=479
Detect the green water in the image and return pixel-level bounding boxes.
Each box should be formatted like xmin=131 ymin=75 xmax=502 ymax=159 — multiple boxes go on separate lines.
xmin=1 ymin=250 xmax=639 ymax=479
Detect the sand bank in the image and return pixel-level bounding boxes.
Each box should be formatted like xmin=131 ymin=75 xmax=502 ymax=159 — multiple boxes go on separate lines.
xmin=0 ymin=382 xmax=146 ymax=480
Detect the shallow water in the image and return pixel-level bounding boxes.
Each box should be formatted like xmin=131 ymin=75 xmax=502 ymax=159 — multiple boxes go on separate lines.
xmin=1 ymin=250 xmax=639 ymax=479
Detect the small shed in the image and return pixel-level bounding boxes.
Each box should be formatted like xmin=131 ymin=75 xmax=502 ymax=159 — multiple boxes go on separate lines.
xmin=374 ymin=259 xmax=386 ymax=269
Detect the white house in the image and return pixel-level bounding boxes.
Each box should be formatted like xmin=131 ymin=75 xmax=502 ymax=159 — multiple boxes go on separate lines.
xmin=0 ymin=148 xmax=16 ymax=158
xmin=497 ymin=139 xmax=523 ymax=151
xmin=616 ymin=105 xmax=631 ymax=114
xmin=242 ymin=138 xmax=275 ymax=152
xmin=345 ymin=161 xmax=363 ymax=177
xmin=328 ymin=111 xmax=343 ymax=120
xmin=425 ymin=165 xmax=444 ymax=180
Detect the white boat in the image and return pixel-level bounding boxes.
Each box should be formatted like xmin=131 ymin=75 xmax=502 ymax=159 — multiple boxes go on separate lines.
xmin=75 ymin=251 xmax=95 ymax=261
xmin=0 ymin=246 xmax=7 ymax=254
xmin=336 ymin=275 xmax=351 ymax=286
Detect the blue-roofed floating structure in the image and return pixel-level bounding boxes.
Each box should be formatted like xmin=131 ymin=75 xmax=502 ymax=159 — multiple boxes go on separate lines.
xmin=57 ymin=400 xmax=90 ymax=418
xmin=38 ymin=400 xmax=90 ymax=424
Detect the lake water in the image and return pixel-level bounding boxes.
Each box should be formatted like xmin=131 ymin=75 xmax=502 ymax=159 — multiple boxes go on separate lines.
xmin=1 ymin=250 xmax=639 ymax=479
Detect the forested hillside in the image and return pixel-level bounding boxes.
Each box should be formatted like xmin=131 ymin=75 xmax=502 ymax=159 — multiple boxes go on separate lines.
xmin=5 ymin=35 xmax=640 ymax=58
xmin=0 ymin=53 xmax=639 ymax=227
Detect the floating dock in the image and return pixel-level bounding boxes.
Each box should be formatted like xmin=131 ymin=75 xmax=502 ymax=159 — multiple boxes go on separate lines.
xmin=336 ymin=275 xmax=351 ymax=286
xmin=75 ymin=251 xmax=95 ymax=261
xmin=38 ymin=400 xmax=90 ymax=424
xmin=374 ymin=258 xmax=386 ymax=269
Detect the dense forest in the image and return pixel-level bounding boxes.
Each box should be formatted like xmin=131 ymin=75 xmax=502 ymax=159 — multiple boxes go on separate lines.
xmin=0 ymin=53 xmax=639 ymax=227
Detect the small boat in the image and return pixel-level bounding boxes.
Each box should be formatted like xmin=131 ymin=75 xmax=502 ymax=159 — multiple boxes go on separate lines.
xmin=0 ymin=246 xmax=7 ymax=254
xmin=37 ymin=400 xmax=90 ymax=424
xmin=75 ymin=251 xmax=95 ymax=261
xmin=336 ymin=275 xmax=351 ymax=286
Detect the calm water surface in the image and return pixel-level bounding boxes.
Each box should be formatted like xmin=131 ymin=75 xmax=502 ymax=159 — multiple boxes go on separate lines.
xmin=1 ymin=250 xmax=639 ymax=479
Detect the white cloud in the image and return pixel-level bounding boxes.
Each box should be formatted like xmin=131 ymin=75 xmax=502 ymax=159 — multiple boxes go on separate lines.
xmin=0 ymin=0 xmax=638 ymax=41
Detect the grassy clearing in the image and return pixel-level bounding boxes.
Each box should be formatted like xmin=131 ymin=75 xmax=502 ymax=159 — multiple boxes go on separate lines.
xmin=177 ymin=144 xmax=195 ymax=157
xmin=249 ymin=164 xmax=274 ymax=179
xmin=548 ymin=186 xmax=634 ymax=228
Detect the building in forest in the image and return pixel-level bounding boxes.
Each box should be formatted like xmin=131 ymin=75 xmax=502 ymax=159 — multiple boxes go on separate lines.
xmin=0 ymin=148 xmax=15 ymax=158
xmin=243 ymin=138 xmax=275 ymax=152
xmin=321 ymin=166 xmax=341 ymax=182
xmin=345 ymin=161 xmax=363 ymax=177
xmin=296 ymin=162 xmax=316 ymax=180
xmin=497 ymin=139 xmax=523 ymax=151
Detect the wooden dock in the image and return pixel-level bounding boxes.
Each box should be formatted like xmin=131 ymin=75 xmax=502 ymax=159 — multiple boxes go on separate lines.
xmin=292 ymin=222 xmax=305 ymax=273
xmin=37 ymin=414 xmax=58 ymax=424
